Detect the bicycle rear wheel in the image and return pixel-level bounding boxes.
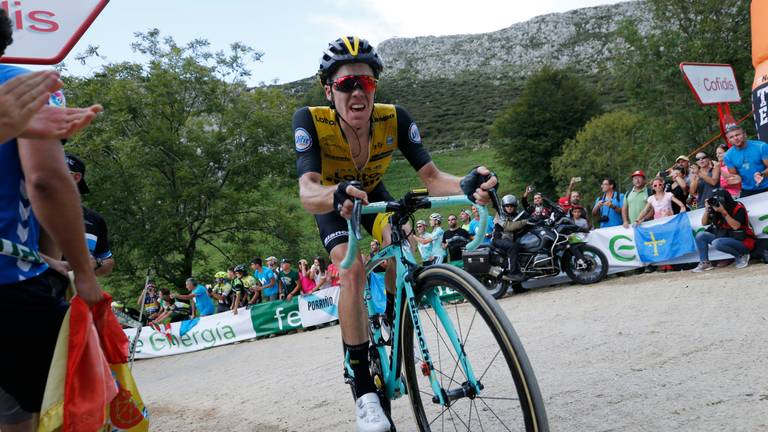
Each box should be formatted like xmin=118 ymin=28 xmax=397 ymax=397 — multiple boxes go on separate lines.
xmin=401 ymin=264 xmax=548 ymax=431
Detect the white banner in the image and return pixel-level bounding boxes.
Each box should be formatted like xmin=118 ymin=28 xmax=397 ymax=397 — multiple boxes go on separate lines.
xmin=298 ymin=286 xmax=340 ymax=327
xmin=126 ymin=308 xmax=256 ymax=360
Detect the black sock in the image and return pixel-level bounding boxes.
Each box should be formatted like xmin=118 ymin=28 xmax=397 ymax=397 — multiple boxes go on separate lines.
xmin=385 ymin=292 xmax=395 ymax=323
xmin=346 ymin=341 xmax=376 ymax=398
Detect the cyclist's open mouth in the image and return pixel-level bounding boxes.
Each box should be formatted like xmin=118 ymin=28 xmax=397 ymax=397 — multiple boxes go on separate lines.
xmin=350 ymin=103 xmax=366 ymax=112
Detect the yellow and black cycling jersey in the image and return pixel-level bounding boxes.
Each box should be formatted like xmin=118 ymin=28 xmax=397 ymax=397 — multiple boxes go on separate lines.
xmin=293 ymin=103 xmax=432 ymax=252
xmin=293 ymin=103 xmax=431 ymax=192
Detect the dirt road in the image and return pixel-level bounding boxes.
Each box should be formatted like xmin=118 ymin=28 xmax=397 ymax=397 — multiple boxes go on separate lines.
xmin=133 ymin=264 xmax=768 ymax=431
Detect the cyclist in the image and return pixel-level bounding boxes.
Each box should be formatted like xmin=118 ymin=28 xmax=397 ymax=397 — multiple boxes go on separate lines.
xmin=293 ymin=35 xmax=497 ymax=432
xmin=211 ymin=271 xmax=233 ymax=314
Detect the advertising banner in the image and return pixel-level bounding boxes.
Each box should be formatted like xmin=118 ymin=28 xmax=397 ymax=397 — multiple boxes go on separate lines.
xmin=298 ymin=286 xmax=340 ymax=327
xmin=753 ymin=81 xmax=768 ymax=142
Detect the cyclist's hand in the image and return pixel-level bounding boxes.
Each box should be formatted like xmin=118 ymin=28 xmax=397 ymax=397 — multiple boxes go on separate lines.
xmin=334 ymin=180 xmax=368 ymax=219
xmin=460 ymin=166 xmax=498 ymax=205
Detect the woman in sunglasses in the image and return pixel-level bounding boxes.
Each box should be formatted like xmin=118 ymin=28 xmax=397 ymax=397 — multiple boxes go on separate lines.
xmin=292 ymin=36 xmax=497 ymax=432
xmin=690 ymin=151 xmax=720 ymax=207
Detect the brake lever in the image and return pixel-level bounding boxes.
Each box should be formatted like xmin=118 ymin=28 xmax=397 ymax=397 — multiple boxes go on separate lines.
xmin=350 ymin=198 xmax=363 ymax=241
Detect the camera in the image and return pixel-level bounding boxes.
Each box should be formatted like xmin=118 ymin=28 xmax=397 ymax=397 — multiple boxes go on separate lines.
xmin=706 ymin=196 xmax=720 ymax=208
xmin=598 ymin=215 xmax=609 ymax=223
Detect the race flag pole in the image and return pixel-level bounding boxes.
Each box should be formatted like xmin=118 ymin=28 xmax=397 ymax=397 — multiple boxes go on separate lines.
xmin=129 ymin=267 xmax=153 ymax=368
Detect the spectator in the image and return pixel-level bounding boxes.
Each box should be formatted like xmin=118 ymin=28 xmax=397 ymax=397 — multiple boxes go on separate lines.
xmin=278 ymin=259 xmax=300 ymax=301
xmin=723 ymin=123 xmax=768 ymax=197
xmin=591 ymin=177 xmax=624 ymax=228
xmin=634 ymin=177 xmax=687 ymax=224
xmin=231 ymin=265 xmax=249 ymax=311
xmin=174 ymin=278 xmax=215 ymax=317
xmin=459 ymin=209 xmax=472 ymax=231
xmin=326 ymin=261 xmax=340 ymax=286
xmin=266 ymin=256 xmax=279 ymax=272
xmin=569 ymin=205 xmax=591 ymax=231
xmin=211 ymin=271 xmax=233 ymax=314
xmin=667 ymin=166 xmax=689 ymax=214
xmin=412 ymin=220 xmax=432 ymax=263
xmin=252 ymin=258 xmax=278 ymax=302
xmin=558 ymin=177 xmax=582 ymax=213
xmin=297 ymin=259 xmax=317 ymax=294
xmin=690 ymin=151 xmax=720 ymax=206
xmin=692 ymin=189 xmax=756 ymax=272
xmin=63 ymin=153 xmax=116 ymax=277
xmin=442 ymin=214 xmax=471 ymax=262
xmin=136 ymin=282 xmax=161 ymax=322
xmin=248 ymin=260 xmax=266 ymax=304
xmin=622 ymin=170 xmax=651 ymax=228
xmin=365 ymin=240 xmax=387 ymax=273
xmin=675 ymin=155 xmax=693 ymax=186
xmin=412 ymin=213 xmax=446 ymax=264
xmin=0 ymin=11 xmax=104 ymax=427
xmin=154 ymin=288 xmax=191 ymax=323
xmin=0 ymin=70 xmax=65 ymax=143
xmin=716 ymin=143 xmax=742 ymax=198
xmin=522 ymin=186 xmax=552 ymax=218
xmin=468 ymin=205 xmax=494 ymax=244
xmin=311 ymin=256 xmax=331 ymax=290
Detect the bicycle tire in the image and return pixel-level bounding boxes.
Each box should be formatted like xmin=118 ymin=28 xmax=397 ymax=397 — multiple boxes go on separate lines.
xmin=400 ymin=264 xmax=548 ymax=432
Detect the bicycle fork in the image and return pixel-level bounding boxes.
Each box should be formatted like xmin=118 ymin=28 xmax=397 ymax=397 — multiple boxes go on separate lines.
xmin=410 ymin=286 xmax=484 ymax=407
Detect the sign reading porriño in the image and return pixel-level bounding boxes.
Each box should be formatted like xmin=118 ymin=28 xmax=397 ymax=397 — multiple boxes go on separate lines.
xmin=0 ymin=0 xmax=109 ymax=65
xmin=680 ymin=63 xmax=741 ymax=105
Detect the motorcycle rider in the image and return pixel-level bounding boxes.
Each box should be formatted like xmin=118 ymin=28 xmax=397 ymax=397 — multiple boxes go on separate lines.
xmin=491 ymin=194 xmax=529 ymax=282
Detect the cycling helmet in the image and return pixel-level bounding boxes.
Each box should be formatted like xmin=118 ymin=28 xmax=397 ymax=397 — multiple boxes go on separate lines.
xmin=501 ymin=194 xmax=518 ymax=207
xmin=429 ymin=213 xmax=442 ymax=222
xmin=233 ymin=264 xmax=247 ymax=274
xmin=214 ymin=271 xmax=228 ymax=279
xmin=318 ymin=36 xmax=384 ymax=84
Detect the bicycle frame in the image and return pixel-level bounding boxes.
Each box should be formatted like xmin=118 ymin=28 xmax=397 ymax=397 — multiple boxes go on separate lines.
xmin=342 ymin=195 xmax=489 ymax=406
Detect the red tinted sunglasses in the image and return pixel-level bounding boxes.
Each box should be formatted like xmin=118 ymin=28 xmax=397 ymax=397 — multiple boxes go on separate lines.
xmin=331 ymin=75 xmax=378 ymax=93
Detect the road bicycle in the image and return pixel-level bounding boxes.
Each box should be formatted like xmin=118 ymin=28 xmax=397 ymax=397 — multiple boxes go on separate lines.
xmin=341 ymin=189 xmax=549 ymax=431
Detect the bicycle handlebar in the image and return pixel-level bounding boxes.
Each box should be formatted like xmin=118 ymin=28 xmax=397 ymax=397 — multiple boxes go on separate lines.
xmin=341 ymin=195 xmax=490 ymax=269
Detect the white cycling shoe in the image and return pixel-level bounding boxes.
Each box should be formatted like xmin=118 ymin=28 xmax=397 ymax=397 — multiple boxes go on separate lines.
xmin=356 ymin=392 xmax=391 ymax=432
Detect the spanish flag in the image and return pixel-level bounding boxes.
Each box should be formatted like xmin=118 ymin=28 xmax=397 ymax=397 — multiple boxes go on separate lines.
xmin=38 ymin=293 xmax=149 ymax=432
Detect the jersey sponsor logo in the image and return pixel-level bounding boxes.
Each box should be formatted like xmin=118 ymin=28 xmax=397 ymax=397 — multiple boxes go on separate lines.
xmin=408 ymin=122 xmax=422 ymax=144
xmin=295 ymin=128 xmax=312 ymax=152
xmin=373 ymin=113 xmax=394 ymax=123
xmin=313 ymin=115 xmax=337 ymax=126
xmin=323 ymin=230 xmax=348 ymax=246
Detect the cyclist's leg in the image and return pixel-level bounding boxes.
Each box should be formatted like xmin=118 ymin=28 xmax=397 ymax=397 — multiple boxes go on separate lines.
xmin=315 ymin=212 xmax=375 ymax=394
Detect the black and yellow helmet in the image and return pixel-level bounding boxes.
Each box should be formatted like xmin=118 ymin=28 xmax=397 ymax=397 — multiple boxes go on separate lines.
xmin=318 ymin=36 xmax=384 ymax=84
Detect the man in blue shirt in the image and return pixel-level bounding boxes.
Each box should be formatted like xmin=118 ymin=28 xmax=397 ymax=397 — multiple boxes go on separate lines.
xmin=0 ymin=11 xmax=105 ymax=428
xmin=592 ymin=177 xmax=624 ymax=228
xmin=252 ymin=257 xmax=278 ymax=302
xmin=724 ymin=124 xmax=768 ymax=197
xmin=174 ymin=278 xmax=215 ymax=317
xmin=468 ymin=205 xmax=494 ymax=244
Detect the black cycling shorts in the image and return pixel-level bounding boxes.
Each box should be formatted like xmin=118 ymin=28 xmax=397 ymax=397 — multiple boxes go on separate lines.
xmin=315 ymin=182 xmax=394 ymax=253
xmin=0 ymin=269 xmax=68 ymax=413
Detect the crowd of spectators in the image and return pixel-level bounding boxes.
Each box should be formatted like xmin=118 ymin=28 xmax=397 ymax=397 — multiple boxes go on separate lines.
xmin=123 ymin=124 xmax=767 ymax=325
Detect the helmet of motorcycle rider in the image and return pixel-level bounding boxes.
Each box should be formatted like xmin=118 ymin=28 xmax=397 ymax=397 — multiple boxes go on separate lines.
xmin=501 ymin=194 xmax=518 ymax=215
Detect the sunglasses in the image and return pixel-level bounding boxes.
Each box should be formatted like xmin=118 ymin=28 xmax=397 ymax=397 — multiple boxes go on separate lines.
xmin=331 ymin=75 xmax=378 ymax=93
xmin=696 ymin=156 xmax=708 ymax=161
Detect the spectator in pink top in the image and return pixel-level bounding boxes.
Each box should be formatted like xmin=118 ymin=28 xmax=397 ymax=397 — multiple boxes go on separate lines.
xmin=298 ymin=259 xmax=317 ymax=294
xmin=633 ymin=177 xmax=687 ymax=224
xmin=716 ymin=143 xmax=742 ymax=198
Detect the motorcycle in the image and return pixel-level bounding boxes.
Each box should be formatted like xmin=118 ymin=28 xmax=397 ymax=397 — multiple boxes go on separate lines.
xmin=461 ymin=198 xmax=609 ymax=299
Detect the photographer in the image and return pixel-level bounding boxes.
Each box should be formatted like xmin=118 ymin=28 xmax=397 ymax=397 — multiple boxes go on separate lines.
xmin=692 ymin=189 xmax=756 ymax=272
xmin=591 ymin=177 xmax=624 ymax=228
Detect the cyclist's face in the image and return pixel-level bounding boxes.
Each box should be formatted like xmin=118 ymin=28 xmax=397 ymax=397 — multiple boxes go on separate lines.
xmin=325 ymin=63 xmax=375 ymax=127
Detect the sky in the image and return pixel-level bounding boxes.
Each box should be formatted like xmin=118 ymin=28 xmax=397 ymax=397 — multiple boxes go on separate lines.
xmin=20 ymin=0 xmax=630 ymax=85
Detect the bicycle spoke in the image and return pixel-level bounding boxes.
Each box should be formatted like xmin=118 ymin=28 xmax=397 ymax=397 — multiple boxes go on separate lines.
xmin=478 ymin=349 xmax=501 ymax=383
xmin=473 ymin=399 xmax=486 ymax=432
xmin=422 ymin=304 xmax=466 ymax=381
xmin=449 ymin=307 xmax=478 ymax=389
xmin=446 ymin=404 xmax=470 ymax=431
xmin=477 ymin=395 xmax=514 ymax=432
xmin=478 ymin=395 xmax=521 ymax=401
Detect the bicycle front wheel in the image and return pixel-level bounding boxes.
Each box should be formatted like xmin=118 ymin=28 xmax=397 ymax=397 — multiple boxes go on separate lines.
xmin=401 ymin=264 xmax=548 ymax=432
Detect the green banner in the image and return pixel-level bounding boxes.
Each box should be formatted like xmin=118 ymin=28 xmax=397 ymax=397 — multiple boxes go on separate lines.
xmin=249 ymin=297 xmax=303 ymax=336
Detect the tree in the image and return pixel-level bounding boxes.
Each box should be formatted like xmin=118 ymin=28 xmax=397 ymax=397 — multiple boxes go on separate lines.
xmin=551 ymin=110 xmax=680 ymax=202
xmin=490 ymin=67 xmax=601 ymax=195
xmin=613 ymin=0 xmax=753 ymax=144
xmin=64 ymin=30 xmax=301 ymax=297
